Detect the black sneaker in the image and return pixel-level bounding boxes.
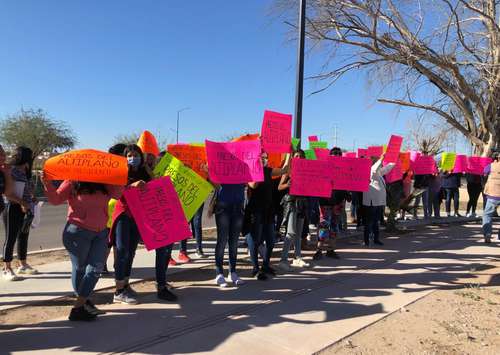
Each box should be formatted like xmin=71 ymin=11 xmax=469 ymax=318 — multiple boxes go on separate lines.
xmin=373 ymin=240 xmax=384 ymax=246
xmin=85 ymin=300 xmax=106 ymax=315
xmin=256 ymin=271 xmax=267 ymax=281
xmin=262 ymin=266 xmax=276 ymax=276
xmin=326 ymin=250 xmax=340 ymax=259
xmin=312 ymin=250 xmax=322 ymax=261
xmin=251 ymin=268 xmax=259 ymax=278
xmin=157 ymin=287 xmax=178 ymax=302
xmin=69 ymin=306 xmax=97 ymax=322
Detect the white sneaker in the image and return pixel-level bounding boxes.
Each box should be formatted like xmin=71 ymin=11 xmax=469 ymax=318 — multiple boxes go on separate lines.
xmin=2 ymin=269 xmax=21 ymax=281
xmin=292 ymin=258 xmax=310 ymax=268
xmin=230 ymin=272 xmax=245 ymax=286
xmin=17 ymin=265 xmax=39 ymax=275
xmin=215 ymin=274 xmax=228 ymax=288
xmin=277 ymin=260 xmax=293 ymax=272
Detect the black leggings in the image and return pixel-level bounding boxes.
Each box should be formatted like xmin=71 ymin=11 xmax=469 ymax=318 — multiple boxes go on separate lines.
xmin=466 ymin=183 xmax=482 ymax=214
xmin=2 ymin=203 xmax=30 ymax=262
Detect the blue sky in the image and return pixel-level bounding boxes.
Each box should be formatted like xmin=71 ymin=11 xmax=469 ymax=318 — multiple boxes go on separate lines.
xmin=0 ymin=0 xmax=463 ymax=152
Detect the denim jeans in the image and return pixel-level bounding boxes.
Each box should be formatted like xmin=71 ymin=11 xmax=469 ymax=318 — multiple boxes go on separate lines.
xmin=190 ymin=203 xmax=204 ymax=252
xmin=281 ymin=208 xmax=304 ymax=261
xmin=363 ymin=206 xmax=383 ymax=243
xmin=214 ymin=202 xmax=244 ymax=275
xmin=155 ymin=244 xmax=173 ymax=288
xmin=445 ymin=188 xmax=459 ymax=214
xmin=482 ymin=198 xmax=500 ymax=237
xmin=414 ymin=188 xmax=430 ymax=217
xmin=114 ymin=214 xmax=141 ymax=282
xmin=62 ymin=223 xmax=107 ymax=298
xmin=429 ymin=190 xmax=442 ymax=217
xmin=247 ymin=212 xmax=275 ymax=272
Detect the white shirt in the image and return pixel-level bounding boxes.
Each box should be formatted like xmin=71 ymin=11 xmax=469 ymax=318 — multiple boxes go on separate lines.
xmin=362 ymin=159 xmax=395 ymax=207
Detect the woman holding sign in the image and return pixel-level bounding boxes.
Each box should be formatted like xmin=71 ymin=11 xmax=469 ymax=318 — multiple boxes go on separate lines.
xmin=41 ymin=173 xmax=123 ymax=321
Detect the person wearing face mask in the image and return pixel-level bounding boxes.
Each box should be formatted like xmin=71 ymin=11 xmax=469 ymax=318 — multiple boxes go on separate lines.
xmin=246 ymin=151 xmax=290 ymax=280
xmin=2 ymin=146 xmax=37 ymax=281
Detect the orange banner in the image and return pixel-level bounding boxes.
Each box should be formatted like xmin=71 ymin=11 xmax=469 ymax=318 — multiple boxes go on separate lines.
xmin=43 ymin=149 xmax=128 ymax=185
xmin=167 ymin=144 xmax=208 ymax=179
xmin=399 ymin=152 xmax=411 ymax=172
xmin=231 ymin=133 xmax=259 ymax=142
xmin=137 ymin=130 xmax=160 ymax=156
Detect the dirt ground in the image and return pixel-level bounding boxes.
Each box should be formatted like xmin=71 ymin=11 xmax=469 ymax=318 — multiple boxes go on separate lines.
xmin=321 ymin=272 xmax=500 ymax=355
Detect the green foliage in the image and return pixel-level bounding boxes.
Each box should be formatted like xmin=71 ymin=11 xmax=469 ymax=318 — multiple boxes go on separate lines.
xmin=0 ymin=108 xmax=76 ymax=158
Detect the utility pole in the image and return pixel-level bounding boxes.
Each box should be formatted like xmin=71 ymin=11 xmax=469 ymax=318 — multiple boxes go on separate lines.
xmin=293 ymin=0 xmax=306 ymax=147
xmin=333 ymin=124 xmax=339 ymax=147
xmin=176 ymin=107 xmax=190 ymax=144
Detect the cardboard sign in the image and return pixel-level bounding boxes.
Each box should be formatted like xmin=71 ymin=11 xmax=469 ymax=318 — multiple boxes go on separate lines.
xmin=304 ymin=149 xmax=317 ymax=160
xmin=124 ymin=176 xmax=192 ymax=251
xmin=309 ymin=141 xmax=328 ymax=149
xmin=357 ymin=148 xmax=368 ymax=158
xmin=290 ymin=158 xmax=333 ymax=197
xmin=368 ymin=146 xmax=384 ymax=158
xmin=261 ymin=110 xmax=292 ymax=153
xmin=413 ymin=155 xmax=437 ymax=175
xmin=308 ymin=135 xmax=318 ymax=142
xmin=153 ymin=152 xmax=214 ymax=221
xmin=137 ymin=130 xmax=160 ymax=157
xmin=453 ymin=155 xmax=467 ymax=173
xmin=167 ymin=144 xmax=208 ymax=179
xmin=399 ymin=152 xmax=411 ymax=172
xmin=440 ymin=152 xmax=457 ymax=171
xmin=342 ymin=152 xmax=357 ymax=158
xmin=329 ymin=156 xmax=371 ymax=192
xmin=384 ymin=160 xmax=403 ymax=183
xmin=205 ymin=140 xmax=263 ymax=184
xmin=467 ymin=156 xmax=493 ymax=175
xmin=314 ymin=148 xmax=330 ymax=160
xmin=43 ymin=149 xmax=128 ymax=185
xmin=384 ymin=135 xmax=403 ymax=163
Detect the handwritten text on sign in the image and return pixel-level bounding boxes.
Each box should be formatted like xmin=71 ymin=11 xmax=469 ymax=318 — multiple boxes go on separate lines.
xmin=290 ymin=158 xmax=333 ymax=198
xmin=413 ymin=155 xmax=437 ymax=175
xmin=261 ymin=110 xmax=292 ymax=153
xmin=167 ymin=144 xmax=208 ymax=179
xmin=384 ymin=135 xmax=403 ymax=163
xmin=154 ymin=153 xmax=214 ymax=221
xmin=205 ymin=140 xmax=264 ymax=184
xmin=453 ymin=155 xmax=467 ymax=173
xmin=329 ymin=156 xmax=371 ymax=192
xmin=43 ymin=149 xmax=128 ymax=185
xmin=123 ymin=177 xmax=192 ymax=251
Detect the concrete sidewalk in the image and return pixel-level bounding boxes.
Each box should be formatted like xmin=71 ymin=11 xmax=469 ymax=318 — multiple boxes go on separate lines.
xmin=1 ymin=219 xmax=499 ymax=354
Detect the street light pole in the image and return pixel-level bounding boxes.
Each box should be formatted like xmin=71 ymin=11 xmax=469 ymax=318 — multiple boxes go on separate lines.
xmin=176 ymin=107 xmax=190 ymax=144
xmin=293 ymin=0 xmax=306 ymax=147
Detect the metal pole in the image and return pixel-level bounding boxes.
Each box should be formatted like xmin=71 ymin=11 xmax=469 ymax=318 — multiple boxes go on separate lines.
xmin=293 ymin=0 xmax=306 ymax=146
xmin=176 ymin=107 xmax=190 ymax=144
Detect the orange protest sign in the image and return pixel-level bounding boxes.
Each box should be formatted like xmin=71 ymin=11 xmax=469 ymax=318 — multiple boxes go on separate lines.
xmin=43 ymin=149 xmax=128 ymax=185
xmin=231 ymin=133 xmax=259 ymax=142
xmin=137 ymin=130 xmax=160 ymax=156
xmin=399 ymin=152 xmax=411 ymax=172
xmin=167 ymin=144 xmax=208 ymax=179
xmin=268 ymin=152 xmax=284 ymax=179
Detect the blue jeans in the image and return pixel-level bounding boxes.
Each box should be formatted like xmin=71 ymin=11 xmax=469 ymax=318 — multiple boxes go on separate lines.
xmin=247 ymin=212 xmax=275 ymax=271
xmin=429 ymin=190 xmax=441 ymax=217
xmin=281 ymin=208 xmax=304 ymax=261
xmin=482 ymin=198 xmax=500 ymax=237
xmin=155 ymin=244 xmax=173 ymax=288
xmin=445 ymin=188 xmax=459 ymax=214
xmin=114 ymin=214 xmax=141 ymax=282
xmin=414 ymin=188 xmax=430 ymax=217
xmin=62 ymin=223 xmax=107 ymax=298
xmin=214 ymin=202 xmax=244 ymax=275
xmin=190 ymin=203 xmax=204 ymax=252
xmin=363 ymin=206 xmax=383 ymax=243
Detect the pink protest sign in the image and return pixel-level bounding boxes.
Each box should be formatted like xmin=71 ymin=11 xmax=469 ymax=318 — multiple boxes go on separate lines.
xmin=342 ymin=152 xmax=357 ymax=158
xmin=467 ymin=156 xmax=493 ymax=175
xmin=290 ymin=158 xmax=333 ymax=198
xmin=413 ymin=155 xmax=437 ymax=175
xmin=368 ymin=146 xmax=384 ymax=158
xmin=314 ymin=148 xmax=330 ymax=160
xmin=384 ymin=160 xmax=403 ymax=183
xmin=308 ymin=135 xmax=318 ymax=142
xmin=329 ymin=156 xmax=371 ymax=192
xmin=261 ymin=110 xmax=292 ymax=153
xmin=205 ymin=140 xmax=264 ymax=184
xmin=124 ymin=177 xmax=192 ymax=251
xmin=453 ymin=155 xmax=467 ymax=173
xmin=357 ymin=148 xmax=368 ymax=158
xmin=384 ymin=135 xmax=403 ymax=163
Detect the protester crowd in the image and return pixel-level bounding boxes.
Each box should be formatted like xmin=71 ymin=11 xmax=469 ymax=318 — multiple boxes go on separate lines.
xmin=1 ymin=122 xmax=499 ymax=322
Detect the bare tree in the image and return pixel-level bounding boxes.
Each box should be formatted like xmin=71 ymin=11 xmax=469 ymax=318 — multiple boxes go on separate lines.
xmin=277 ymin=0 xmax=500 ymax=156
xmin=113 ymin=130 xmax=172 ymax=149
xmin=405 ymin=116 xmax=454 ymax=155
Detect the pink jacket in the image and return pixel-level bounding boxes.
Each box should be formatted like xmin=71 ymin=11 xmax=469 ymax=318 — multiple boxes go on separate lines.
xmin=44 ymin=180 xmax=123 ymax=232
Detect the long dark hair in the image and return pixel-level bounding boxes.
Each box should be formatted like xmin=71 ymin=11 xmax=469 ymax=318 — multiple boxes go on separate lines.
xmin=9 ymin=146 xmax=33 ymax=179
xmin=124 ymin=144 xmax=149 ymax=184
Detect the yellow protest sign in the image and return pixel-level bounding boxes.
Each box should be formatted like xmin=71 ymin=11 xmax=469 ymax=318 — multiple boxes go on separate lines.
xmin=441 ymin=152 xmax=457 ymax=171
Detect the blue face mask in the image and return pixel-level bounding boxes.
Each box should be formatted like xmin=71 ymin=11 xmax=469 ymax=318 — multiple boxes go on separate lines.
xmin=127 ymin=156 xmax=141 ymax=168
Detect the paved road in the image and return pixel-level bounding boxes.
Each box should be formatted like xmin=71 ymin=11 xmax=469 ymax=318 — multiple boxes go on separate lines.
xmin=0 ymin=203 xmax=216 ymax=255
